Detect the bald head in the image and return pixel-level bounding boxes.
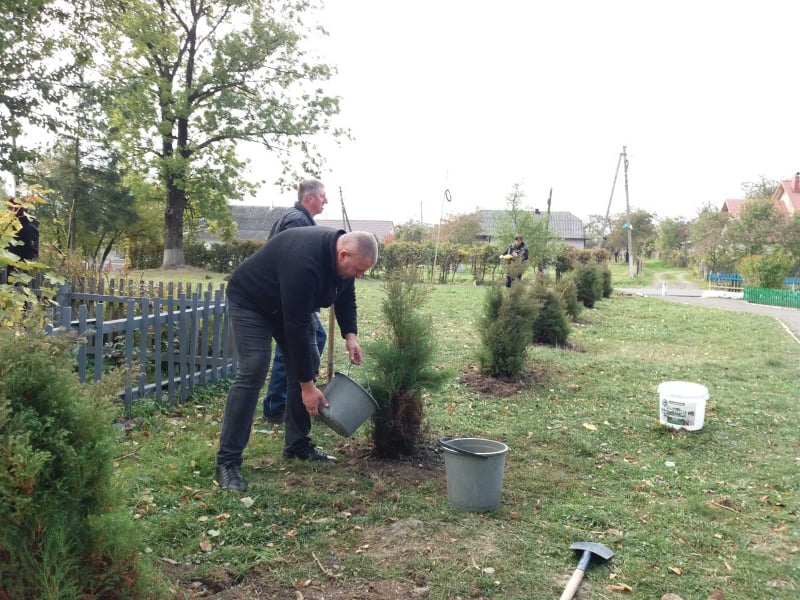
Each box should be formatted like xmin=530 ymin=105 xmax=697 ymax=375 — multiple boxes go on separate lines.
xmin=336 ymin=231 xmax=379 ymax=278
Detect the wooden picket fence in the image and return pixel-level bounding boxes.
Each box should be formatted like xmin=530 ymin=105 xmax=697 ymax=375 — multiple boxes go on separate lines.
xmin=37 ymin=275 xmax=238 ymax=413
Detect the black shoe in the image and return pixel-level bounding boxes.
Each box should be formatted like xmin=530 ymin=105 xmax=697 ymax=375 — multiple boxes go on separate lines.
xmin=283 ymin=446 xmax=337 ymax=462
xmin=215 ymin=463 xmax=247 ymax=492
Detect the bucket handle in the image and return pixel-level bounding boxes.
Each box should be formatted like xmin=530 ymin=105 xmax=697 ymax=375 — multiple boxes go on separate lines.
xmin=346 ymin=362 xmax=373 ymax=397
xmin=439 ymin=437 xmax=488 ymax=460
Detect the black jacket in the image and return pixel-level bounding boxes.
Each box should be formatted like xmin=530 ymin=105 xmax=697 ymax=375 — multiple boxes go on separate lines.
xmin=505 ymin=242 xmax=529 ymax=261
xmin=226 ymin=227 xmax=357 ymax=382
xmin=269 ymin=201 xmax=315 ymax=236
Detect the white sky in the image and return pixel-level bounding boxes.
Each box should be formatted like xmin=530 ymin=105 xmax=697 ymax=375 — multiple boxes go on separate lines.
xmin=247 ymin=0 xmax=800 ymax=227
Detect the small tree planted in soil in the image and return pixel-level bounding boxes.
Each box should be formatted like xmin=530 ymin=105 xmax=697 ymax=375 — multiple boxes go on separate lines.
xmin=573 ymin=264 xmax=603 ymax=308
xmin=530 ymin=272 xmax=570 ymax=345
xmin=368 ymin=276 xmax=446 ymax=458
xmin=477 ymin=282 xmax=536 ymax=378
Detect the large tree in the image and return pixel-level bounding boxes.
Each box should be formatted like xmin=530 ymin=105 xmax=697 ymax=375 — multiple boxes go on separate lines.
xmin=103 ymin=0 xmax=343 ymax=267
xmin=0 ymin=1 xmax=76 ymax=184
xmin=688 ymin=204 xmax=734 ymax=276
xmin=604 ymin=209 xmax=656 ymax=261
xmin=32 ymin=140 xmax=138 ymax=268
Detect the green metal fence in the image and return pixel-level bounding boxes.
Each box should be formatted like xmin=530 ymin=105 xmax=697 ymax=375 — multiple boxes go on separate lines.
xmin=743 ymin=287 xmax=800 ymax=309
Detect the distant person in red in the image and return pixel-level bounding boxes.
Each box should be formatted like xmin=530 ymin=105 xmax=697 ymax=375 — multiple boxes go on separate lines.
xmin=5 ymin=197 xmax=39 ymax=281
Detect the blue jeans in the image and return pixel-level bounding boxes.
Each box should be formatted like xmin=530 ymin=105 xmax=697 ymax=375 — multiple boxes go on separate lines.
xmin=217 ymin=297 xmax=321 ymax=466
xmin=263 ymin=312 xmax=327 ymax=419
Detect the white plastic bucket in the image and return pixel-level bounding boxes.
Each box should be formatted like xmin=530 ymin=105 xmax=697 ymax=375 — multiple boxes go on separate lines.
xmin=319 ymin=372 xmax=378 ymax=437
xmin=442 ymin=438 xmax=508 ymax=512
xmin=657 ymin=381 xmax=708 ymax=431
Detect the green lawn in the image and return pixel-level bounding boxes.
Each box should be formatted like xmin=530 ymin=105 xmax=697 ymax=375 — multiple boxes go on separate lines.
xmin=119 ymin=277 xmax=799 ymax=599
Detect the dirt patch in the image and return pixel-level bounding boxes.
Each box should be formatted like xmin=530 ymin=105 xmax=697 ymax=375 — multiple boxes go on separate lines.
xmin=457 ymin=364 xmax=539 ymax=397
xmin=338 ymin=435 xmax=445 ymax=478
xmin=160 ymin=559 xmax=428 ymax=600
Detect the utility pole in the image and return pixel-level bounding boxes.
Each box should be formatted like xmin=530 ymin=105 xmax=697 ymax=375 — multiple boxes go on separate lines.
xmin=623 ymin=146 xmax=634 ymax=278
xmin=431 ymin=188 xmax=452 ymax=284
xmin=598 ymin=152 xmax=623 ymax=248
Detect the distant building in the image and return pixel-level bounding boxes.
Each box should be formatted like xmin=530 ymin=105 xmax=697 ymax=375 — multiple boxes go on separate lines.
xmin=198 ymin=205 xmax=394 ymax=244
xmin=315 ymin=220 xmax=395 ymax=242
xmin=476 ymin=209 xmax=586 ymax=248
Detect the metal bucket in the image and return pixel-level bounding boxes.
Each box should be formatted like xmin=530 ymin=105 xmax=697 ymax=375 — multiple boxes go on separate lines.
xmin=318 ymin=372 xmax=378 ymax=437
xmin=442 ymin=438 xmax=508 ymax=512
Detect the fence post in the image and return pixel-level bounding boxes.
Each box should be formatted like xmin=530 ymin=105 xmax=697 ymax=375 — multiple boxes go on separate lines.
xmin=56 ymin=283 xmax=72 ymax=329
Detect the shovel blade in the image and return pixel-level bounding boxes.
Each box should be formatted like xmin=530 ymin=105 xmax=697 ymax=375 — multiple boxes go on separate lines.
xmin=570 ymin=541 xmax=614 ymax=561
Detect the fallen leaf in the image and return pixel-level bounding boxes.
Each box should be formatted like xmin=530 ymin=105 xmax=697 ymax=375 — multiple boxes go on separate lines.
xmin=197 ymin=516 xmax=209 ymax=523
xmin=669 ymin=567 xmax=682 ymax=575
xmin=199 ymin=540 xmax=212 ymax=552
xmin=661 ymin=594 xmax=684 ymax=600
xmin=706 ymin=590 xmax=724 ymax=600
xmin=606 ymin=582 xmax=632 ymax=592
xmin=583 ymin=423 xmax=598 ymax=431
xmin=207 ymin=529 xmax=220 ymax=537
xmin=482 ymin=567 xmax=495 ymax=574
xmin=240 ymin=497 xmax=255 ymax=508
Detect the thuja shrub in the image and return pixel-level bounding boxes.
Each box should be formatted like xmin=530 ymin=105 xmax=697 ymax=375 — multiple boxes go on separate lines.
xmin=477 ymin=283 xmax=536 ymax=378
xmin=600 ymin=264 xmax=613 ymax=298
xmin=368 ymin=276 xmax=446 ymax=458
xmin=532 ymin=290 xmax=570 ymax=346
xmin=529 ymin=274 xmax=570 ymax=346
xmin=573 ymin=264 xmax=603 ymax=308
xmin=555 ymin=276 xmax=582 ymax=321
xmin=0 ymin=330 xmax=146 ymax=599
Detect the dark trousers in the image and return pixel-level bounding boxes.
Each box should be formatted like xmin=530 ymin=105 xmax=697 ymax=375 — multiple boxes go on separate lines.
xmin=263 ymin=312 xmax=327 ymax=419
xmin=217 ymin=297 xmax=320 ymax=466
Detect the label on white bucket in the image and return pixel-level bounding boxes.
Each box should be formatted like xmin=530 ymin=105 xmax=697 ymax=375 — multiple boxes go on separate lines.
xmin=657 ymin=381 xmax=708 ymax=431
xmin=660 ymin=398 xmax=699 ymax=428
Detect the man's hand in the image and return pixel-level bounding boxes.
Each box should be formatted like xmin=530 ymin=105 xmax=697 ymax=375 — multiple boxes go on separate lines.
xmin=300 ymin=381 xmax=328 ymax=416
xmin=344 ymin=333 xmax=363 ymax=365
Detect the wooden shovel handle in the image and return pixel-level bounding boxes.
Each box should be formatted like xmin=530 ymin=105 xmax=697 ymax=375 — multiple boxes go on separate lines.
xmin=559 ymin=568 xmax=585 ymax=600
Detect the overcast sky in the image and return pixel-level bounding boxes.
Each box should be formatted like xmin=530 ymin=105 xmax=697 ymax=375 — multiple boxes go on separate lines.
xmin=244 ymin=0 xmax=799 ymax=228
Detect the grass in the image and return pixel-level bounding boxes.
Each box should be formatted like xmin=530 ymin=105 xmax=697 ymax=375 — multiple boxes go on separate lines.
xmin=115 ymin=274 xmax=799 ymax=599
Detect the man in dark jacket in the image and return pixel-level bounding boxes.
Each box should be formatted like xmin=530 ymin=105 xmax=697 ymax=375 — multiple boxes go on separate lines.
xmin=215 ymin=227 xmax=378 ymax=492
xmin=262 ymin=179 xmax=328 ymax=423
xmin=5 ymin=197 xmax=39 ymax=281
xmin=503 ymin=234 xmax=529 ymax=287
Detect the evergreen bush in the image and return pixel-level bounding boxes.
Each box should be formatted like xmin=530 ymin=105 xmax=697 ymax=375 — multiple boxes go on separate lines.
xmin=0 ymin=330 xmax=145 ymax=599
xmin=555 ymin=276 xmax=582 ymax=321
xmin=531 ymin=290 xmax=570 ymax=346
xmin=573 ymin=264 xmax=602 ymax=308
xmin=477 ymin=283 xmax=536 ymax=378
xmin=367 ymin=277 xmax=446 ymax=458
xmin=599 ymin=264 xmax=613 ymax=298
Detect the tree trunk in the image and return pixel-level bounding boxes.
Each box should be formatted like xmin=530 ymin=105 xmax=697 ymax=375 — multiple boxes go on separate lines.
xmin=162 ymin=182 xmax=186 ymax=267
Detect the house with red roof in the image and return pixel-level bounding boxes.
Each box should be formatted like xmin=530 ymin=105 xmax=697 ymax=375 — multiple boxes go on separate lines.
xmin=721 ymin=173 xmax=800 ymax=220
xmin=770 ymin=172 xmax=800 ymax=217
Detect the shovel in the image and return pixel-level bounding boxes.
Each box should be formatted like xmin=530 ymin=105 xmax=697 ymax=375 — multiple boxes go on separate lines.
xmin=559 ymin=541 xmax=615 ymax=600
